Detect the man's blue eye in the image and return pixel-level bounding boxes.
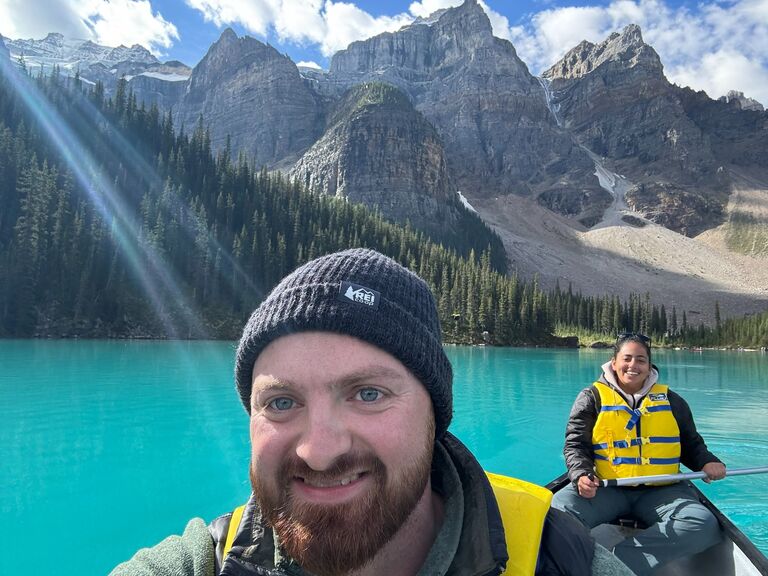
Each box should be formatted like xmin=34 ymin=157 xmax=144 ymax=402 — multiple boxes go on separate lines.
xmin=269 ymin=397 xmax=294 ymax=411
xmin=358 ymin=388 xmax=381 ymax=402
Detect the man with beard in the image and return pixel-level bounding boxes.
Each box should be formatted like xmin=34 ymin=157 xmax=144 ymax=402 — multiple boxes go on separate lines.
xmin=111 ymin=248 xmax=633 ymax=576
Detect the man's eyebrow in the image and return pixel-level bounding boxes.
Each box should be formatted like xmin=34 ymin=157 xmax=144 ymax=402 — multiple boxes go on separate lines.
xmin=251 ymin=375 xmax=296 ymax=393
xmin=333 ymin=366 xmax=407 ymax=388
xmin=252 ymin=365 xmax=406 ymax=392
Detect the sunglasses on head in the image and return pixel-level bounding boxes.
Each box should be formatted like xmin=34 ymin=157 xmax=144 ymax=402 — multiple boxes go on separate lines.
xmin=617 ymin=331 xmax=651 ymax=344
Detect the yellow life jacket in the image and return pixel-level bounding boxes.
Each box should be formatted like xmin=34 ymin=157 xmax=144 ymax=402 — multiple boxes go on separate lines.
xmin=222 ymin=473 xmax=552 ymax=576
xmin=592 ymin=381 xmax=681 ymax=482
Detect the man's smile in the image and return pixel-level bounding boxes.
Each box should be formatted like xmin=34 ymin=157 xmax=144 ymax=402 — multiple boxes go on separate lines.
xmin=296 ymin=471 xmax=366 ymax=488
xmin=291 ymin=471 xmax=372 ymax=503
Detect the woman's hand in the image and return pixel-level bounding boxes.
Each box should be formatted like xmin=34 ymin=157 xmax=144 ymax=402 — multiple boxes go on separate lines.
xmin=702 ymin=462 xmax=726 ymax=483
xmin=577 ymin=473 xmax=600 ymax=498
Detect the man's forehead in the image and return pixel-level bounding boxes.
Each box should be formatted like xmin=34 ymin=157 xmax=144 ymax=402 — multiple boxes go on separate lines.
xmin=253 ymin=332 xmax=408 ymax=372
xmin=251 ymin=364 xmax=410 ymax=390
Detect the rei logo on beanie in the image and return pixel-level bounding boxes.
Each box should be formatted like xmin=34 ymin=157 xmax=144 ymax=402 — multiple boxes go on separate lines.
xmin=339 ymin=281 xmax=380 ymax=309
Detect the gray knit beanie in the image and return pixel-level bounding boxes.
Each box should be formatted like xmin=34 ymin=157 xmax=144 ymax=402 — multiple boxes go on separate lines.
xmin=235 ymin=248 xmax=453 ymax=437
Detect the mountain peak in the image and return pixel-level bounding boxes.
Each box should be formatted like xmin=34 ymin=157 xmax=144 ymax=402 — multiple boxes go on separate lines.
xmin=544 ymin=23 xmax=661 ymax=81
xmin=202 ymin=28 xmax=282 ymax=65
xmin=610 ymin=23 xmax=646 ymax=52
xmin=330 ymin=0 xmax=495 ymax=78
xmin=441 ymin=0 xmax=493 ymax=36
xmin=719 ymin=90 xmax=765 ymax=112
xmin=218 ymin=28 xmax=239 ymax=45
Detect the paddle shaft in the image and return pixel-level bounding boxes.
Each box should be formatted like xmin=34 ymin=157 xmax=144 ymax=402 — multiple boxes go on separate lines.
xmin=599 ymin=466 xmax=768 ymax=487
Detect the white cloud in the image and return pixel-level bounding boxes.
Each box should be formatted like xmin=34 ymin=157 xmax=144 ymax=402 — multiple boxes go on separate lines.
xmin=186 ymin=0 xmax=413 ymax=57
xmin=408 ymin=0 xmax=461 ymax=18
xmin=671 ymin=50 xmax=768 ymax=106
xmin=84 ymin=0 xmax=179 ymax=52
xmin=182 ymin=0 xmax=518 ymax=61
xmin=505 ymin=0 xmax=768 ymax=106
xmin=320 ymin=2 xmax=412 ymax=56
xmin=1 ymin=0 xmax=92 ymax=40
xmin=186 ymin=0 xmax=276 ymax=36
xmin=0 ymin=0 xmax=178 ymax=55
xmin=296 ymin=60 xmax=322 ymax=69
xmin=274 ymin=0 xmax=326 ymax=45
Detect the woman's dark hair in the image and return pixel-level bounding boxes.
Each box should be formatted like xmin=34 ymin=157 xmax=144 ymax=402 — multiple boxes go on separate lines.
xmin=613 ymin=332 xmax=652 ymax=362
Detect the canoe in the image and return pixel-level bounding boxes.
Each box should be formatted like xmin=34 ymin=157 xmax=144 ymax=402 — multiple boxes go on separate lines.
xmin=546 ymin=473 xmax=768 ymax=576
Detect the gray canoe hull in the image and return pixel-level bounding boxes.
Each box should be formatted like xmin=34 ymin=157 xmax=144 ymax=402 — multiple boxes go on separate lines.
xmin=546 ymin=474 xmax=768 ymax=576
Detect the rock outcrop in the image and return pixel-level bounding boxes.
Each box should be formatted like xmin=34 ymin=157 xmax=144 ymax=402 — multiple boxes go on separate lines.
xmin=719 ymin=90 xmax=765 ymax=113
xmin=679 ymin=87 xmax=768 ymax=169
xmin=290 ymin=82 xmax=460 ymax=236
xmin=175 ymin=29 xmax=323 ymax=168
xmin=125 ymin=71 xmax=189 ymax=110
xmin=543 ymin=25 xmax=729 ymax=235
xmin=324 ymin=0 xmax=605 ymax=226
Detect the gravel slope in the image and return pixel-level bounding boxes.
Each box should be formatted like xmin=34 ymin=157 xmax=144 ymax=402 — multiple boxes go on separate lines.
xmin=467 ymin=170 xmax=768 ymax=325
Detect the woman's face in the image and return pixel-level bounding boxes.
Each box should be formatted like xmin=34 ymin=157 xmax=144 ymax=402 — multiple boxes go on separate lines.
xmin=611 ymin=341 xmax=650 ymax=394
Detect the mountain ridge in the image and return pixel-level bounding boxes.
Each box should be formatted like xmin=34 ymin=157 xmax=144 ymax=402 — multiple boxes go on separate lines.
xmin=2 ymin=2 xmax=766 ymax=323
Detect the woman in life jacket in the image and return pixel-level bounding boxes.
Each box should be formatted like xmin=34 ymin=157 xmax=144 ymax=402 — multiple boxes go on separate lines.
xmin=551 ymin=332 xmax=726 ymax=575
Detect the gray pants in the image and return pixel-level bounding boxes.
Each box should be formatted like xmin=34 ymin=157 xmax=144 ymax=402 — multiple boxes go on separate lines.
xmin=551 ymin=481 xmax=721 ymax=575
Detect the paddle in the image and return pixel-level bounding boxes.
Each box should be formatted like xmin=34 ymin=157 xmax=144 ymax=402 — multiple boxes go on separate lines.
xmin=599 ymin=466 xmax=768 ymax=487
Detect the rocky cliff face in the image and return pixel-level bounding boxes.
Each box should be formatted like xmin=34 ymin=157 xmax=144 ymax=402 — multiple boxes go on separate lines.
xmin=679 ymin=87 xmax=768 ymax=169
xmin=543 ymin=25 xmax=729 ymax=235
xmin=325 ymin=0 xmax=605 ymax=226
xmin=126 ymin=72 xmax=189 ymax=110
xmin=290 ymin=82 xmax=460 ymax=235
xmin=175 ymin=29 xmax=323 ymax=168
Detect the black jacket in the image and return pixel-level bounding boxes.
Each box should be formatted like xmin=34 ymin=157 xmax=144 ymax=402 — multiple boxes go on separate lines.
xmin=211 ymin=432 xmax=595 ymax=576
xmin=563 ymin=376 xmax=721 ymax=484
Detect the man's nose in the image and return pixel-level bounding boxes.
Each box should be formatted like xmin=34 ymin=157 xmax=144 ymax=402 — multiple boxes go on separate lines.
xmin=295 ymin=407 xmax=352 ymax=471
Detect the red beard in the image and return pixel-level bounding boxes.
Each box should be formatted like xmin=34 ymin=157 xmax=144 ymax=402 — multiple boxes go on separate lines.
xmin=250 ymin=447 xmax=433 ymax=576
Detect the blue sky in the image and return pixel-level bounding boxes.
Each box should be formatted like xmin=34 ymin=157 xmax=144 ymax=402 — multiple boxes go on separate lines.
xmin=2 ymin=0 xmax=767 ymax=105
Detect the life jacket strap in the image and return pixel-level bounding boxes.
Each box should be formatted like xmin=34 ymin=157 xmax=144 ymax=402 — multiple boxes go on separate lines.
xmin=594 ymin=455 xmax=680 ymax=466
xmin=221 ymin=504 xmax=246 ymax=562
xmin=593 ymin=435 xmax=680 ymax=450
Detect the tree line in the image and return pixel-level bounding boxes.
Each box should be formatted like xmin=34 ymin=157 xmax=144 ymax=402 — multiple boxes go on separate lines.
xmin=0 ymin=65 xmax=764 ymax=347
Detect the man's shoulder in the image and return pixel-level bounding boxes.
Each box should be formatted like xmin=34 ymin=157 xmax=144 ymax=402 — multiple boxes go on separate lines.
xmin=109 ymin=518 xmax=215 ymax=576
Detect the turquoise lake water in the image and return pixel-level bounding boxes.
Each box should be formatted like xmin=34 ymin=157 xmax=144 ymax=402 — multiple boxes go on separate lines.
xmin=1 ymin=340 xmax=767 ymax=574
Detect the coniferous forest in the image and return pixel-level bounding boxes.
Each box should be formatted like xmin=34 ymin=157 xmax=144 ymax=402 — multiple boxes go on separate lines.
xmin=1 ymin=64 xmax=766 ymax=347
